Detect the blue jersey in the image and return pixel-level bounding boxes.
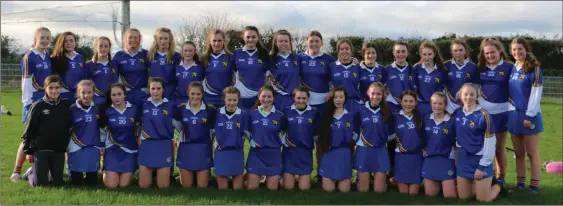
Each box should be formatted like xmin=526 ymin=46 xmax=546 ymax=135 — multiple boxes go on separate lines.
xmin=175 ymin=102 xmax=216 ymax=144
xmin=423 ymin=113 xmax=456 ymax=157
xmin=233 ymin=48 xmax=268 ymax=96
xmin=69 ymin=101 xmax=102 ymax=152
xmin=174 ymin=61 xmax=205 ymax=99
xmin=509 ymin=64 xmax=543 ymax=115
xmin=140 ymin=98 xmax=176 ymax=141
xmin=248 ymin=106 xmax=287 ymax=148
xmin=86 ymin=60 xmax=118 ymax=96
xmin=283 ymin=104 xmax=319 ymax=149
xmin=299 ymin=52 xmax=336 ymax=105
xmin=112 ymin=49 xmax=149 ymax=90
xmin=385 ymin=62 xmax=414 ymax=105
xmin=328 ymin=109 xmax=357 ymax=148
xmin=60 ymin=52 xmax=87 ymax=92
xmin=203 ymin=51 xmax=234 ymax=95
xmin=329 ymin=60 xmax=362 ymax=104
xmin=105 ymin=102 xmax=141 ymax=151
xmin=268 ymin=53 xmax=300 ymax=96
xmin=359 ymin=62 xmax=386 ymax=101
xmin=412 ymin=64 xmax=448 ymax=104
xmin=357 ymin=102 xmax=391 ymax=148
xmin=21 ymin=48 xmax=52 ymax=106
xmin=478 ymin=59 xmax=512 ymax=104
xmin=148 ymin=51 xmax=181 ymax=99
xmin=213 ymin=107 xmax=249 ymax=150
xmin=444 ymin=59 xmax=478 ymax=102
xmin=391 ymin=110 xmax=424 ymax=153
xmin=454 ymin=106 xmax=495 ymax=154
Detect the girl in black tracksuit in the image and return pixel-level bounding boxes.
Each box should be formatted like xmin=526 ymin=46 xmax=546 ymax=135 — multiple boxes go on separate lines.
xmin=22 ymin=75 xmax=73 ymax=187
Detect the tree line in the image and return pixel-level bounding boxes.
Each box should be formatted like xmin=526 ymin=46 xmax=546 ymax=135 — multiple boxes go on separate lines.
xmin=2 ymin=29 xmax=561 ymax=76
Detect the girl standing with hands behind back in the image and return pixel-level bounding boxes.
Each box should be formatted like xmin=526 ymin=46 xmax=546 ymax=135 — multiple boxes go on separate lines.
xmin=86 ymin=36 xmax=118 ymax=108
xmin=508 ymin=37 xmax=544 ymax=192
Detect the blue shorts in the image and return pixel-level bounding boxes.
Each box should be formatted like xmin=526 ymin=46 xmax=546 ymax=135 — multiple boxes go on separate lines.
xmin=422 ymin=155 xmax=456 ymax=181
xmin=387 ymin=102 xmax=402 ymax=115
xmin=282 ymin=147 xmax=313 ymax=175
xmin=239 ymin=96 xmax=257 ymax=112
xmin=213 ymin=148 xmax=244 ymax=177
xmin=204 ymin=93 xmax=224 ymax=109
xmin=103 ymin=146 xmax=138 ymax=173
xmin=354 ymin=146 xmax=390 ymax=173
xmin=22 ymin=91 xmax=45 ymax=122
xmin=319 ymin=147 xmax=352 ymax=181
xmin=126 ymin=89 xmax=149 ymax=108
xmin=274 ymin=94 xmax=294 ymax=112
xmin=490 ymin=112 xmax=508 ymax=133
xmin=457 ymin=148 xmax=494 ymax=179
xmin=508 ymin=110 xmax=544 ymax=135
xmin=138 ymin=139 xmax=174 ymax=168
xmin=176 ymin=143 xmax=212 ymax=171
xmin=68 ymin=146 xmax=101 ymax=172
xmin=394 ymin=152 xmax=423 ymax=184
xmin=246 ymin=147 xmax=282 ymax=176
xmin=416 ymin=102 xmax=432 ymax=118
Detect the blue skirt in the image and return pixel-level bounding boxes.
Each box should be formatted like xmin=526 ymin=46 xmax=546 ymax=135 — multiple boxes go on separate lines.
xmin=103 ymin=146 xmax=138 ymax=173
xmin=508 ymin=110 xmax=544 ymax=135
xmin=490 ymin=112 xmax=508 ymax=133
xmin=457 ymin=148 xmax=494 ymax=179
xmin=176 ymin=143 xmax=213 ymax=171
xmin=354 ymin=146 xmax=390 ymax=173
xmin=246 ymin=147 xmax=282 ymax=176
xmin=138 ymin=139 xmax=174 ymax=168
xmin=394 ymin=152 xmax=423 ymax=184
xmin=68 ymin=146 xmax=101 ymax=172
xmin=282 ymin=147 xmax=313 ymax=175
xmin=213 ymin=148 xmax=244 ymax=176
xmin=204 ymin=93 xmax=224 ymax=109
xmin=319 ymin=147 xmax=352 ymax=181
xmin=422 ymin=155 xmax=456 ymax=181
xmin=274 ymin=95 xmax=294 ymax=112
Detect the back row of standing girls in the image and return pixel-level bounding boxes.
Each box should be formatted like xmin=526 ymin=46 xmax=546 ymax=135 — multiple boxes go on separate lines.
xmin=15 ymin=26 xmax=543 ymax=199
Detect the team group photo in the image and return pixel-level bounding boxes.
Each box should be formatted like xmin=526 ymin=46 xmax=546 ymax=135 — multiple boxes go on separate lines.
xmin=1 ymin=1 xmax=561 ymax=205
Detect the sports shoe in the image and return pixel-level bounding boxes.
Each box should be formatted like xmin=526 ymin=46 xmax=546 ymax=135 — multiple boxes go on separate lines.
xmin=516 ymin=183 xmax=526 ymax=190
xmin=22 ymin=167 xmax=33 ymax=181
xmin=529 ymin=186 xmax=540 ymax=193
xmin=10 ymin=172 xmax=20 ymax=183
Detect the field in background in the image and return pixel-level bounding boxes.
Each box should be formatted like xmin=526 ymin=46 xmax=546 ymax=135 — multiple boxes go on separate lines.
xmin=1 ymin=91 xmax=561 ymax=205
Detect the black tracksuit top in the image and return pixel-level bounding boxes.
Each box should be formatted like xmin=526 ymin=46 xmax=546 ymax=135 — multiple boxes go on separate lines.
xmin=22 ymin=97 xmax=73 ymax=154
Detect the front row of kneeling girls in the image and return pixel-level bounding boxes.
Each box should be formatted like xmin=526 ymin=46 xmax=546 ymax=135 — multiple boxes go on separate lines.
xmin=23 ymin=74 xmax=502 ymax=201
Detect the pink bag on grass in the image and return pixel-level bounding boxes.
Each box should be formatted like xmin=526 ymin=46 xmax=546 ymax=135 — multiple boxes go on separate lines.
xmin=545 ymin=161 xmax=563 ymax=174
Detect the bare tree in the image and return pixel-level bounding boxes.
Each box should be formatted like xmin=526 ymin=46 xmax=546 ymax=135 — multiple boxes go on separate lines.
xmin=288 ymin=28 xmax=307 ymax=53
xmin=176 ymin=10 xmax=245 ymax=53
xmin=111 ymin=3 xmax=121 ymax=49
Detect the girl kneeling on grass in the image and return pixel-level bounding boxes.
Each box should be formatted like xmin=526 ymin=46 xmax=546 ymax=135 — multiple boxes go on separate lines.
xmin=101 ymin=83 xmax=140 ymax=188
xmin=213 ymin=87 xmax=249 ymax=190
xmin=422 ymin=92 xmax=457 ymax=198
xmin=455 ymin=83 xmax=504 ymax=202
xmin=22 ymin=74 xmax=73 ymax=187
xmin=68 ymin=80 xmax=104 ymax=186
xmin=174 ymin=81 xmax=216 ymax=188
xmin=355 ymin=82 xmax=393 ymax=193
xmin=138 ymin=77 xmax=177 ymax=189
xmin=318 ymin=86 xmax=358 ymax=192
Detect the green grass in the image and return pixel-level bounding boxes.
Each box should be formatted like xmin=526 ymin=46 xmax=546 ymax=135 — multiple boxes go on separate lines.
xmin=1 ymin=91 xmax=562 ymax=205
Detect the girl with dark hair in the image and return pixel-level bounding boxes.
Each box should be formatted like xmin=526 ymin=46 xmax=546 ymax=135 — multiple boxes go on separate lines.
xmin=175 ymin=41 xmax=205 ymax=105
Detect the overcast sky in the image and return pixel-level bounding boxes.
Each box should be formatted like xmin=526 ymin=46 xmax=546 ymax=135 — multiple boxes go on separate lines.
xmin=1 ymin=1 xmax=561 ymax=52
